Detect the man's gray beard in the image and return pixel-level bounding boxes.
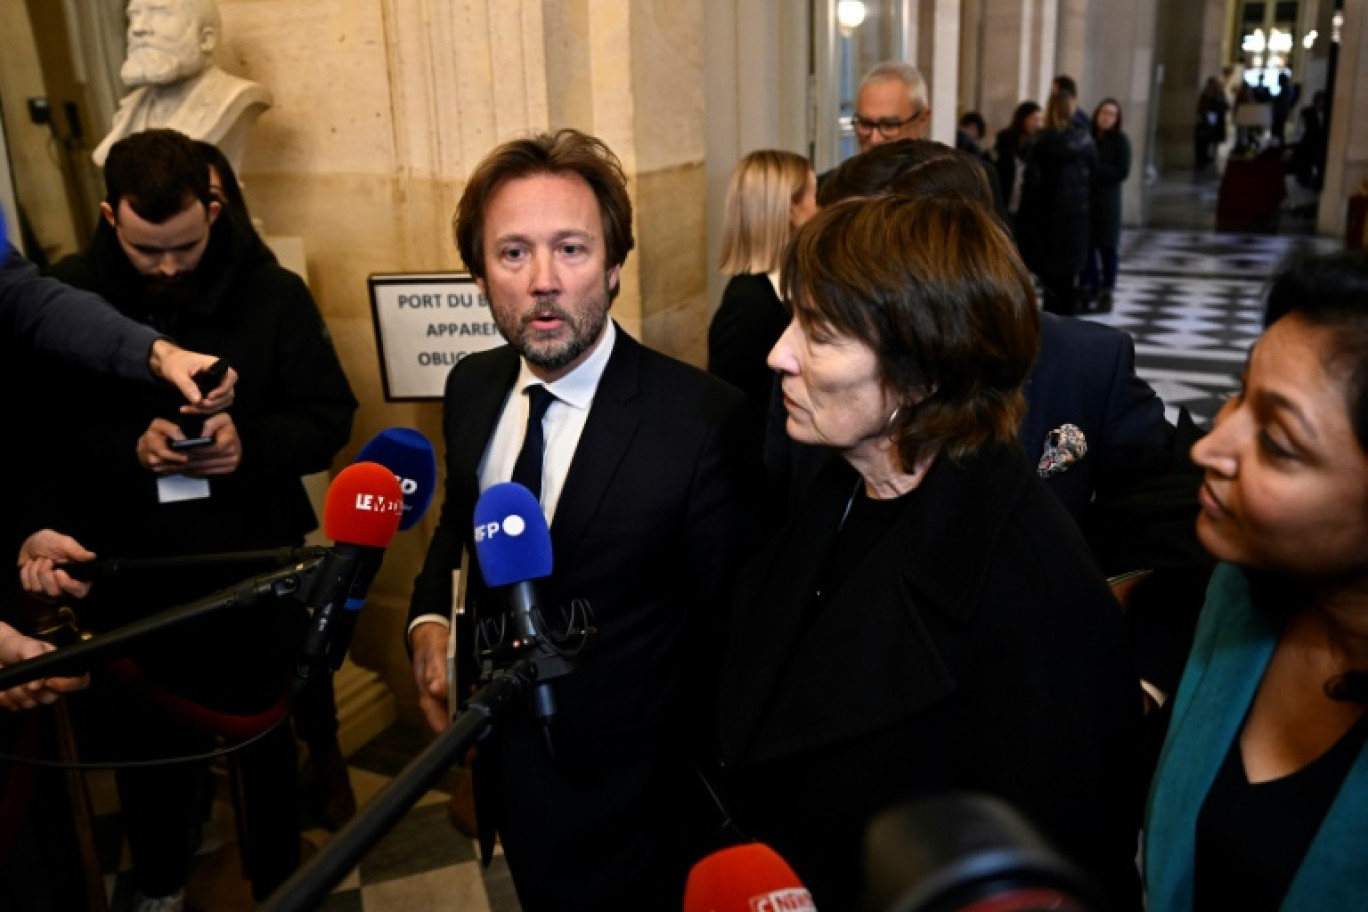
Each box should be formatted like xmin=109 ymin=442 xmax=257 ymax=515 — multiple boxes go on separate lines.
xmin=121 ymin=45 xmax=203 ymax=87
xmin=504 ymin=297 xmax=608 ymax=373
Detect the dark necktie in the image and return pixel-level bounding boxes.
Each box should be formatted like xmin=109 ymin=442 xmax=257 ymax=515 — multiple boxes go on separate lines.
xmin=510 ymin=384 xmax=556 ymax=502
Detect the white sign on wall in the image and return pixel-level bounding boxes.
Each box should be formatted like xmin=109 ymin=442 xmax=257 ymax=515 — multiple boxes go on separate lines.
xmin=368 ymin=273 xmax=506 ymax=400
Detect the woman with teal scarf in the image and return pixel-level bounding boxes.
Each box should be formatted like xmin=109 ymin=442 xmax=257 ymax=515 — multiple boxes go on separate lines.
xmin=1146 ymin=251 xmax=1368 ymax=910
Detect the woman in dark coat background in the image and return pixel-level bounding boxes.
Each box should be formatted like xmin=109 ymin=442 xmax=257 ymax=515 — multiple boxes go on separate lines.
xmin=708 ymin=149 xmax=817 ymax=448
xmin=1019 ymin=91 xmax=1097 ymax=315
xmin=719 ymin=192 xmax=1143 ymax=911
xmin=1083 ymin=98 xmax=1132 ymax=313
xmin=1194 ymin=76 xmax=1229 ymax=173
xmin=991 ymin=100 xmax=1042 ymax=233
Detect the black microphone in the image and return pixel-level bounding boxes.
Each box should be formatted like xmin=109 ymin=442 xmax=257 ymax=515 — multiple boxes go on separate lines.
xmin=55 ymin=546 xmax=328 ymax=583
xmin=0 ymin=560 xmax=320 ymax=691
xmin=293 ymin=463 xmax=402 ymax=690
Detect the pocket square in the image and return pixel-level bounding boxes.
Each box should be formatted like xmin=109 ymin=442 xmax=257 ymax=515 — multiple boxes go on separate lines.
xmin=1038 ymin=423 xmax=1087 ymax=478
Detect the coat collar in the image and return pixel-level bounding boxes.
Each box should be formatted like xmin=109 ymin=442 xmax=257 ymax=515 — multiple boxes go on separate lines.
xmin=720 ymin=444 xmax=1033 ymax=765
xmin=85 ymin=210 xmax=269 ymax=322
xmin=893 ymin=443 xmax=1033 ymax=622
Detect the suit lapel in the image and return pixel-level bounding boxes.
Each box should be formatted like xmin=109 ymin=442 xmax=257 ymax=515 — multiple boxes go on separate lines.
xmin=549 ymin=324 xmax=642 ymax=566
xmin=446 ymin=347 xmax=520 ymax=518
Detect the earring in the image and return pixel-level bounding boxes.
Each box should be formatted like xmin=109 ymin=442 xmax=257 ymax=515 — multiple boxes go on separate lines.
xmin=884 ymin=405 xmax=902 ymax=440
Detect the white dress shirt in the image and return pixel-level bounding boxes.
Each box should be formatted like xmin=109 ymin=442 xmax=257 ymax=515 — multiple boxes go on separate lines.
xmin=479 ymin=319 xmax=617 ymax=524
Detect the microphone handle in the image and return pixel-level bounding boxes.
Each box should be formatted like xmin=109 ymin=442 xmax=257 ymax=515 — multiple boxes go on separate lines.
xmin=506 ymin=579 xmax=541 ymax=642
xmin=294 ymin=545 xmax=383 ymax=686
xmin=56 ymin=547 xmax=329 ymax=583
xmin=324 ymin=552 xmax=386 ymax=671
xmin=0 ymin=562 xmax=317 ymax=690
xmin=259 ymin=663 xmax=532 ymax=912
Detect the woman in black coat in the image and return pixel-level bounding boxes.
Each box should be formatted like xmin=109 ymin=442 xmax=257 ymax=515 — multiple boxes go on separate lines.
xmin=991 ymin=100 xmax=1042 ymax=232
xmin=718 ymin=193 xmax=1143 ymax=911
xmin=1019 ymin=92 xmax=1097 ymax=315
xmin=1083 ymin=98 xmax=1132 ymax=312
xmin=708 ymin=150 xmax=817 ymax=449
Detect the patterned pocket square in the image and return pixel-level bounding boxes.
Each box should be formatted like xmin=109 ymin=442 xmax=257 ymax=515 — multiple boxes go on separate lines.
xmin=1038 ymin=423 xmax=1087 ymax=477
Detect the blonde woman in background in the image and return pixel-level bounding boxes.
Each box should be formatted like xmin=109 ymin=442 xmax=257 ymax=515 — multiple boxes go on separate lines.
xmin=708 ymin=150 xmax=817 ymax=442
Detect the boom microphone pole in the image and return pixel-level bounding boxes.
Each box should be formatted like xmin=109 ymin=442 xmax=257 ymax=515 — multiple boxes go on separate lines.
xmin=258 ymin=660 xmax=533 ymax=912
xmin=53 ymin=546 xmax=328 ymax=583
xmin=0 ymin=559 xmax=320 ymax=691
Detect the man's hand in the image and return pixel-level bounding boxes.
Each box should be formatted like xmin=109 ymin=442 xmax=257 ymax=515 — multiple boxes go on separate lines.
xmin=0 ymin=622 xmax=89 ymax=711
xmin=148 ymin=339 xmax=237 ymax=415
xmin=411 ymin=622 xmax=451 ymax=733
xmin=18 ymin=530 xmax=96 ymax=599
xmin=184 ymin=413 xmax=242 ymax=477
xmin=136 ymin=417 xmax=192 ymax=475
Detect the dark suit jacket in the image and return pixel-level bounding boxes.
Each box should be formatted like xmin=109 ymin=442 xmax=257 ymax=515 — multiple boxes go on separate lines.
xmin=719 ymin=447 xmax=1143 ymax=911
xmin=409 ymin=325 xmax=759 ymax=911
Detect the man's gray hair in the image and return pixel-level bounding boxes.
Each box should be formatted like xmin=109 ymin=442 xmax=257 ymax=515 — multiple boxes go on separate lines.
xmin=858 ymin=61 xmax=929 ymax=112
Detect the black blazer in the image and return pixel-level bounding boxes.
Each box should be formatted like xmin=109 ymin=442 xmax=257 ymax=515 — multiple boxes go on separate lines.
xmin=409 ymin=325 xmax=760 ymax=910
xmin=708 ymin=272 xmax=788 ymax=447
xmin=719 ymin=447 xmax=1144 ymax=911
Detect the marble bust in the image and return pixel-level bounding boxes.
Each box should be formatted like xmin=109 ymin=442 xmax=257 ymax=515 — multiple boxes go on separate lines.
xmin=93 ymin=0 xmax=271 ymax=174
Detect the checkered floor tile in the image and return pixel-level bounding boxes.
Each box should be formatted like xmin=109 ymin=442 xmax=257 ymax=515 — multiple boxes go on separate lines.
xmin=75 ymin=723 xmax=519 ymax=912
xmin=1119 ymin=229 xmax=1341 ymax=280
xmin=1080 ymin=227 xmax=1342 ymax=427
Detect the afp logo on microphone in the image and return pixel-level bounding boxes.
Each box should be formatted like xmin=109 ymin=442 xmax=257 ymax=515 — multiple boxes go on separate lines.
xmin=473 ymin=513 xmax=528 ymax=543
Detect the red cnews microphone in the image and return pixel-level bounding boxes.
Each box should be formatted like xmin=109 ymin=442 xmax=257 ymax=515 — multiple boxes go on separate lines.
xmin=684 ymin=843 xmax=817 ymax=912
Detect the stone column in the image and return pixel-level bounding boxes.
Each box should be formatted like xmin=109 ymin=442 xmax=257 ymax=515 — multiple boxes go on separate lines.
xmin=1081 ymin=0 xmax=1161 ymax=225
xmin=906 ymin=0 xmax=963 ymax=144
xmin=1150 ymin=0 xmax=1226 ymax=172
xmin=1055 ymin=0 xmax=1088 ymax=96
xmin=975 ymin=0 xmax=1057 ymax=134
xmin=958 ymin=0 xmax=984 ymax=116
xmin=1319 ymin=0 xmax=1368 ymax=238
xmin=620 ymin=0 xmax=708 ymax=363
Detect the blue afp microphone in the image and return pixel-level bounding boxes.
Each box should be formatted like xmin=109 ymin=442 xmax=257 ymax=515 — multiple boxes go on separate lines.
xmin=357 ymin=427 xmax=437 ymax=531
xmin=472 ymin=482 xmax=552 ymax=636
xmin=472 ymin=482 xmax=560 ymax=732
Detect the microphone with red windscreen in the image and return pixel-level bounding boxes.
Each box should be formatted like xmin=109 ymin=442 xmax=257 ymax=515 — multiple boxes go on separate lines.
xmin=295 ymin=462 xmax=403 ymax=684
xmin=684 ymin=843 xmax=817 ymax=912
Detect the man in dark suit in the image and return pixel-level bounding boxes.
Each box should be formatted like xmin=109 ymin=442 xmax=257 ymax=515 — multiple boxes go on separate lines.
xmin=407 ymin=129 xmax=759 ymax=911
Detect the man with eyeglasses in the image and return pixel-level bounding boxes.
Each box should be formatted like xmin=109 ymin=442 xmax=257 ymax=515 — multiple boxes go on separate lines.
xmin=851 ymin=61 xmax=931 ymax=151
xmin=828 ymin=60 xmax=1007 ymax=222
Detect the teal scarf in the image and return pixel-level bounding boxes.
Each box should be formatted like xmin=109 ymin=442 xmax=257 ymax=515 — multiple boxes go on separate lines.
xmin=1145 ymin=563 xmax=1368 ymax=910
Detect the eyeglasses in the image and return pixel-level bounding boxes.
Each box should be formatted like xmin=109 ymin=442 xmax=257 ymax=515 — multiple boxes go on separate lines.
xmin=851 ymin=111 xmax=924 ymax=137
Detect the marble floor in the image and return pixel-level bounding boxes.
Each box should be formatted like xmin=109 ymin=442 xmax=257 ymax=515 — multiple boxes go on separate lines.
xmin=84 ymin=721 xmax=519 ymax=912
xmin=71 ymin=172 xmax=1343 ymax=912
xmin=1080 ymin=226 xmax=1339 ymax=428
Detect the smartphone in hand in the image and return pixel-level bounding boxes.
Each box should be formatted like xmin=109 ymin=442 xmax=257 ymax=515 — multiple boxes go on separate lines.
xmin=194 ymin=359 xmax=230 ymax=397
